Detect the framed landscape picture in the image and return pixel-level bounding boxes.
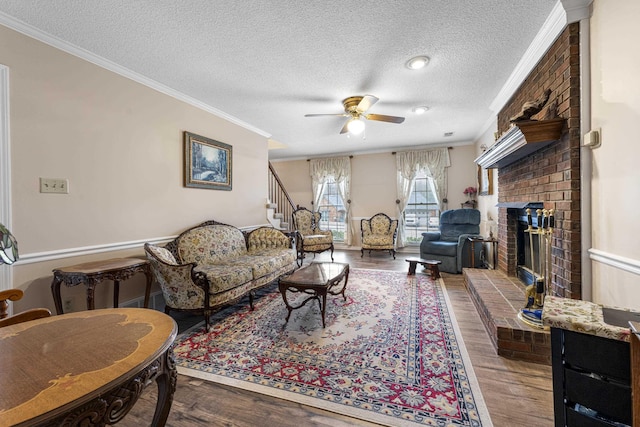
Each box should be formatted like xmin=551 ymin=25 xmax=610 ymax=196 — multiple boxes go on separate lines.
xmin=184 ymin=131 xmax=232 ymax=190
xmin=478 ymin=165 xmax=493 ymax=196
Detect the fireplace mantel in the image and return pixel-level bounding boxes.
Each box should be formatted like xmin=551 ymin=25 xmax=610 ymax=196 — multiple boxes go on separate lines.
xmin=475 ymin=118 xmax=566 ymax=169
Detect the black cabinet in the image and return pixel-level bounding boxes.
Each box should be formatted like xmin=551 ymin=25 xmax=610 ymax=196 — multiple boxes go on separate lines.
xmin=551 ymin=327 xmax=631 ymax=426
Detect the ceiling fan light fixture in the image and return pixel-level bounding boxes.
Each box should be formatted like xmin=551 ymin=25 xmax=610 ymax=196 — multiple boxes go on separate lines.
xmin=347 ymin=118 xmax=365 ymax=135
xmin=406 ymin=56 xmax=430 ymax=70
xmin=412 ymin=106 xmax=430 ymax=114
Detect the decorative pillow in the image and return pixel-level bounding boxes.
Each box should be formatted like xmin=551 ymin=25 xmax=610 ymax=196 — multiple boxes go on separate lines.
xmin=147 ymin=244 xmax=178 ymax=265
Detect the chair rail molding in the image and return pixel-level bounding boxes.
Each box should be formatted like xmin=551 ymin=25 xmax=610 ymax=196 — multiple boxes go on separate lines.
xmin=16 ymin=223 xmax=272 ymax=265
xmin=588 ymin=249 xmax=640 ymax=277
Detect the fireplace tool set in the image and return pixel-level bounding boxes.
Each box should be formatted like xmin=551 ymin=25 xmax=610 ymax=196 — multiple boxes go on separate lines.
xmin=519 ymin=208 xmax=554 ymax=329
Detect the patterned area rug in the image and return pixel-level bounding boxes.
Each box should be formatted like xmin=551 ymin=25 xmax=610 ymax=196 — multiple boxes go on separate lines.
xmin=174 ymin=268 xmax=492 ymax=426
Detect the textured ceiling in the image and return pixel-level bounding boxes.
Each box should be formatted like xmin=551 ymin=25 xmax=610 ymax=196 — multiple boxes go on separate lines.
xmin=0 ymin=1 xmax=558 ymax=159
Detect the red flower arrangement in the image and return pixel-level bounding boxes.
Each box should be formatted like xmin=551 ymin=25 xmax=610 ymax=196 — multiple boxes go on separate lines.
xmin=463 ymin=186 xmax=477 ymax=196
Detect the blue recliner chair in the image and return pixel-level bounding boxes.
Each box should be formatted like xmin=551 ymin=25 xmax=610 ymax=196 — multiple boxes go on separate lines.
xmin=419 ymin=209 xmax=482 ymax=274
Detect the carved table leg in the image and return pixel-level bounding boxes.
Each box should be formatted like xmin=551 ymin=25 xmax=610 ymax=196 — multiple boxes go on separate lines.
xmin=278 ymin=282 xmax=294 ymax=323
xmin=143 ymin=265 xmax=152 ymax=308
xmin=151 ymin=349 xmax=177 ymax=427
xmin=113 ymin=279 xmax=120 ymax=308
xmin=51 ymin=275 xmax=64 ymax=315
xmin=86 ymin=283 xmax=96 ymax=310
xmin=320 ymin=290 xmax=327 ymax=328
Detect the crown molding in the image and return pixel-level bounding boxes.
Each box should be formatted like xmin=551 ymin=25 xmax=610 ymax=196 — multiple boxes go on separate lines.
xmin=487 ymin=0 xmax=592 ymax=117
xmin=0 ymin=13 xmax=271 ymax=138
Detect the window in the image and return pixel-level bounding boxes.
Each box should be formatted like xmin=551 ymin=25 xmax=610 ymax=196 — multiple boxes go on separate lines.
xmin=317 ymin=177 xmax=347 ymax=242
xmin=403 ymin=171 xmax=440 ymax=245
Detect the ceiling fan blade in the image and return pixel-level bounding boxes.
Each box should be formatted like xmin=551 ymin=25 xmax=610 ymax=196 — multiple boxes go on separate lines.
xmin=356 ymin=95 xmax=379 ymax=113
xmin=305 ymin=113 xmax=349 ymax=117
xmin=339 ymin=121 xmax=350 ymax=134
xmin=365 ymin=113 xmax=405 ymax=124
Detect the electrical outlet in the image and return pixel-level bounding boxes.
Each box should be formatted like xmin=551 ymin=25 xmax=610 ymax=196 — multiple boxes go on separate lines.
xmin=40 ymin=178 xmax=69 ymax=194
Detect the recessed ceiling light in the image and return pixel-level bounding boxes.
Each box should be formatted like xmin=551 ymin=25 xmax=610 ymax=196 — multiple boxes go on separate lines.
xmin=406 ymin=56 xmax=430 ymax=70
xmin=412 ymin=106 xmax=430 ymax=115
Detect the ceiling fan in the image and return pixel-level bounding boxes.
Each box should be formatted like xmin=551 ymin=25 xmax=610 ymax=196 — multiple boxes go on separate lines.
xmin=305 ymin=95 xmax=405 ymax=135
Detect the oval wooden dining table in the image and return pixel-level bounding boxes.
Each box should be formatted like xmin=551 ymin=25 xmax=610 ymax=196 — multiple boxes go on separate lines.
xmin=0 ymin=308 xmax=177 ymax=427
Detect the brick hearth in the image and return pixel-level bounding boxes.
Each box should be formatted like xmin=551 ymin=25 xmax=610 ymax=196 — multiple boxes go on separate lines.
xmin=463 ymin=268 xmax=551 ymax=365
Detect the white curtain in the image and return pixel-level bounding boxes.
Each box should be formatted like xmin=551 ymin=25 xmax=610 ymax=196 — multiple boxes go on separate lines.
xmin=309 ymin=157 xmax=353 ymax=245
xmin=395 ymin=148 xmax=450 ymax=247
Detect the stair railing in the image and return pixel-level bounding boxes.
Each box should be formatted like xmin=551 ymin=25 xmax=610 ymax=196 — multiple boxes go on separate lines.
xmin=268 ymin=162 xmax=296 ymax=229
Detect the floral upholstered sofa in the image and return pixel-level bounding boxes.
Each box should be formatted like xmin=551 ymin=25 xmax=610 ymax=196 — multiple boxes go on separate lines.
xmin=144 ymin=220 xmax=297 ymax=330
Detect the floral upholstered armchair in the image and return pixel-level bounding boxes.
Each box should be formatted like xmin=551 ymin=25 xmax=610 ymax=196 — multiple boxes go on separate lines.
xmin=291 ymin=207 xmax=334 ymax=265
xmin=361 ymin=212 xmax=398 ymax=259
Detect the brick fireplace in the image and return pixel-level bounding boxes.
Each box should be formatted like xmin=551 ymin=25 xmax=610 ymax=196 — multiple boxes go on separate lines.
xmin=464 ymin=23 xmax=582 ymax=363
xmin=495 ymin=23 xmax=582 ymax=300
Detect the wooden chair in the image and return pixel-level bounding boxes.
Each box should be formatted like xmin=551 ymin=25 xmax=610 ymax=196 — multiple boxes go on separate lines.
xmin=0 ymin=289 xmax=51 ymax=328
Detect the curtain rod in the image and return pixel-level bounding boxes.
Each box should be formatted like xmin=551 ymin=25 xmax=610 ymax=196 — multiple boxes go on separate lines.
xmin=307 ymin=155 xmax=353 ymax=161
xmin=392 ymin=147 xmax=453 ymax=155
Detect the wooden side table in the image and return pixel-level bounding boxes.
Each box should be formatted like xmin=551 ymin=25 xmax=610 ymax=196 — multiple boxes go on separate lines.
xmin=51 ymin=258 xmax=152 ymax=315
xmin=467 ymin=236 xmax=498 ymax=269
xmin=0 ymin=308 xmax=177 ymax=427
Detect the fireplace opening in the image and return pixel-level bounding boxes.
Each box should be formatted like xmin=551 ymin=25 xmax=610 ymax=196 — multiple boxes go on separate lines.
xmin=513 ymin=203 xmax=544 ymax=286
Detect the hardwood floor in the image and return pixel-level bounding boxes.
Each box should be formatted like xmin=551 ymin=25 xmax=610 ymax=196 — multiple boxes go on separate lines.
xmin=125 ymin=249 xmax=554 ymax=427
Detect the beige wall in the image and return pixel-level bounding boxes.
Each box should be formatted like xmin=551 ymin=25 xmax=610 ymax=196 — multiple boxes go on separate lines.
xmin=271 ymin=145 xmax=478 ymax=247
xmin=2 ymin=25 xmax=271 ymax=313
xmin=589 ymin=0 xmax=640 ymax=308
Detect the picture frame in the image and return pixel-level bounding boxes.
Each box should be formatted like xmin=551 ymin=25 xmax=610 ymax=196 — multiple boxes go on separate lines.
xmin=478 ymin=165 xmax=493 ymax=196
xmin=184 ymin=131 xmax=232 ymax=190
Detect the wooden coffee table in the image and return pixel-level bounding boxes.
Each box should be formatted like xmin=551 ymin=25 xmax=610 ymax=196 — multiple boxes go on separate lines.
xmin=278 ymin=262 xmax=349 ymax=328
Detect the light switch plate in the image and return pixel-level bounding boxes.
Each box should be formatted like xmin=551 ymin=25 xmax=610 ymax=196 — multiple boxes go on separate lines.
xmin=40 ymin=178 xmax=69 ymax=194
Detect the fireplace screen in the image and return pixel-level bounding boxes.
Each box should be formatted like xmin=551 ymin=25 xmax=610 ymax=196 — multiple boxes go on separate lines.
xmin=513 ymin=203 xmax=544 ymax=286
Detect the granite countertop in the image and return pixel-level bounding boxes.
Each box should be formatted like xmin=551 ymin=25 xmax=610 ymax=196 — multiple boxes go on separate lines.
xmin=542 ymin=295 xmax=637 ymax=342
